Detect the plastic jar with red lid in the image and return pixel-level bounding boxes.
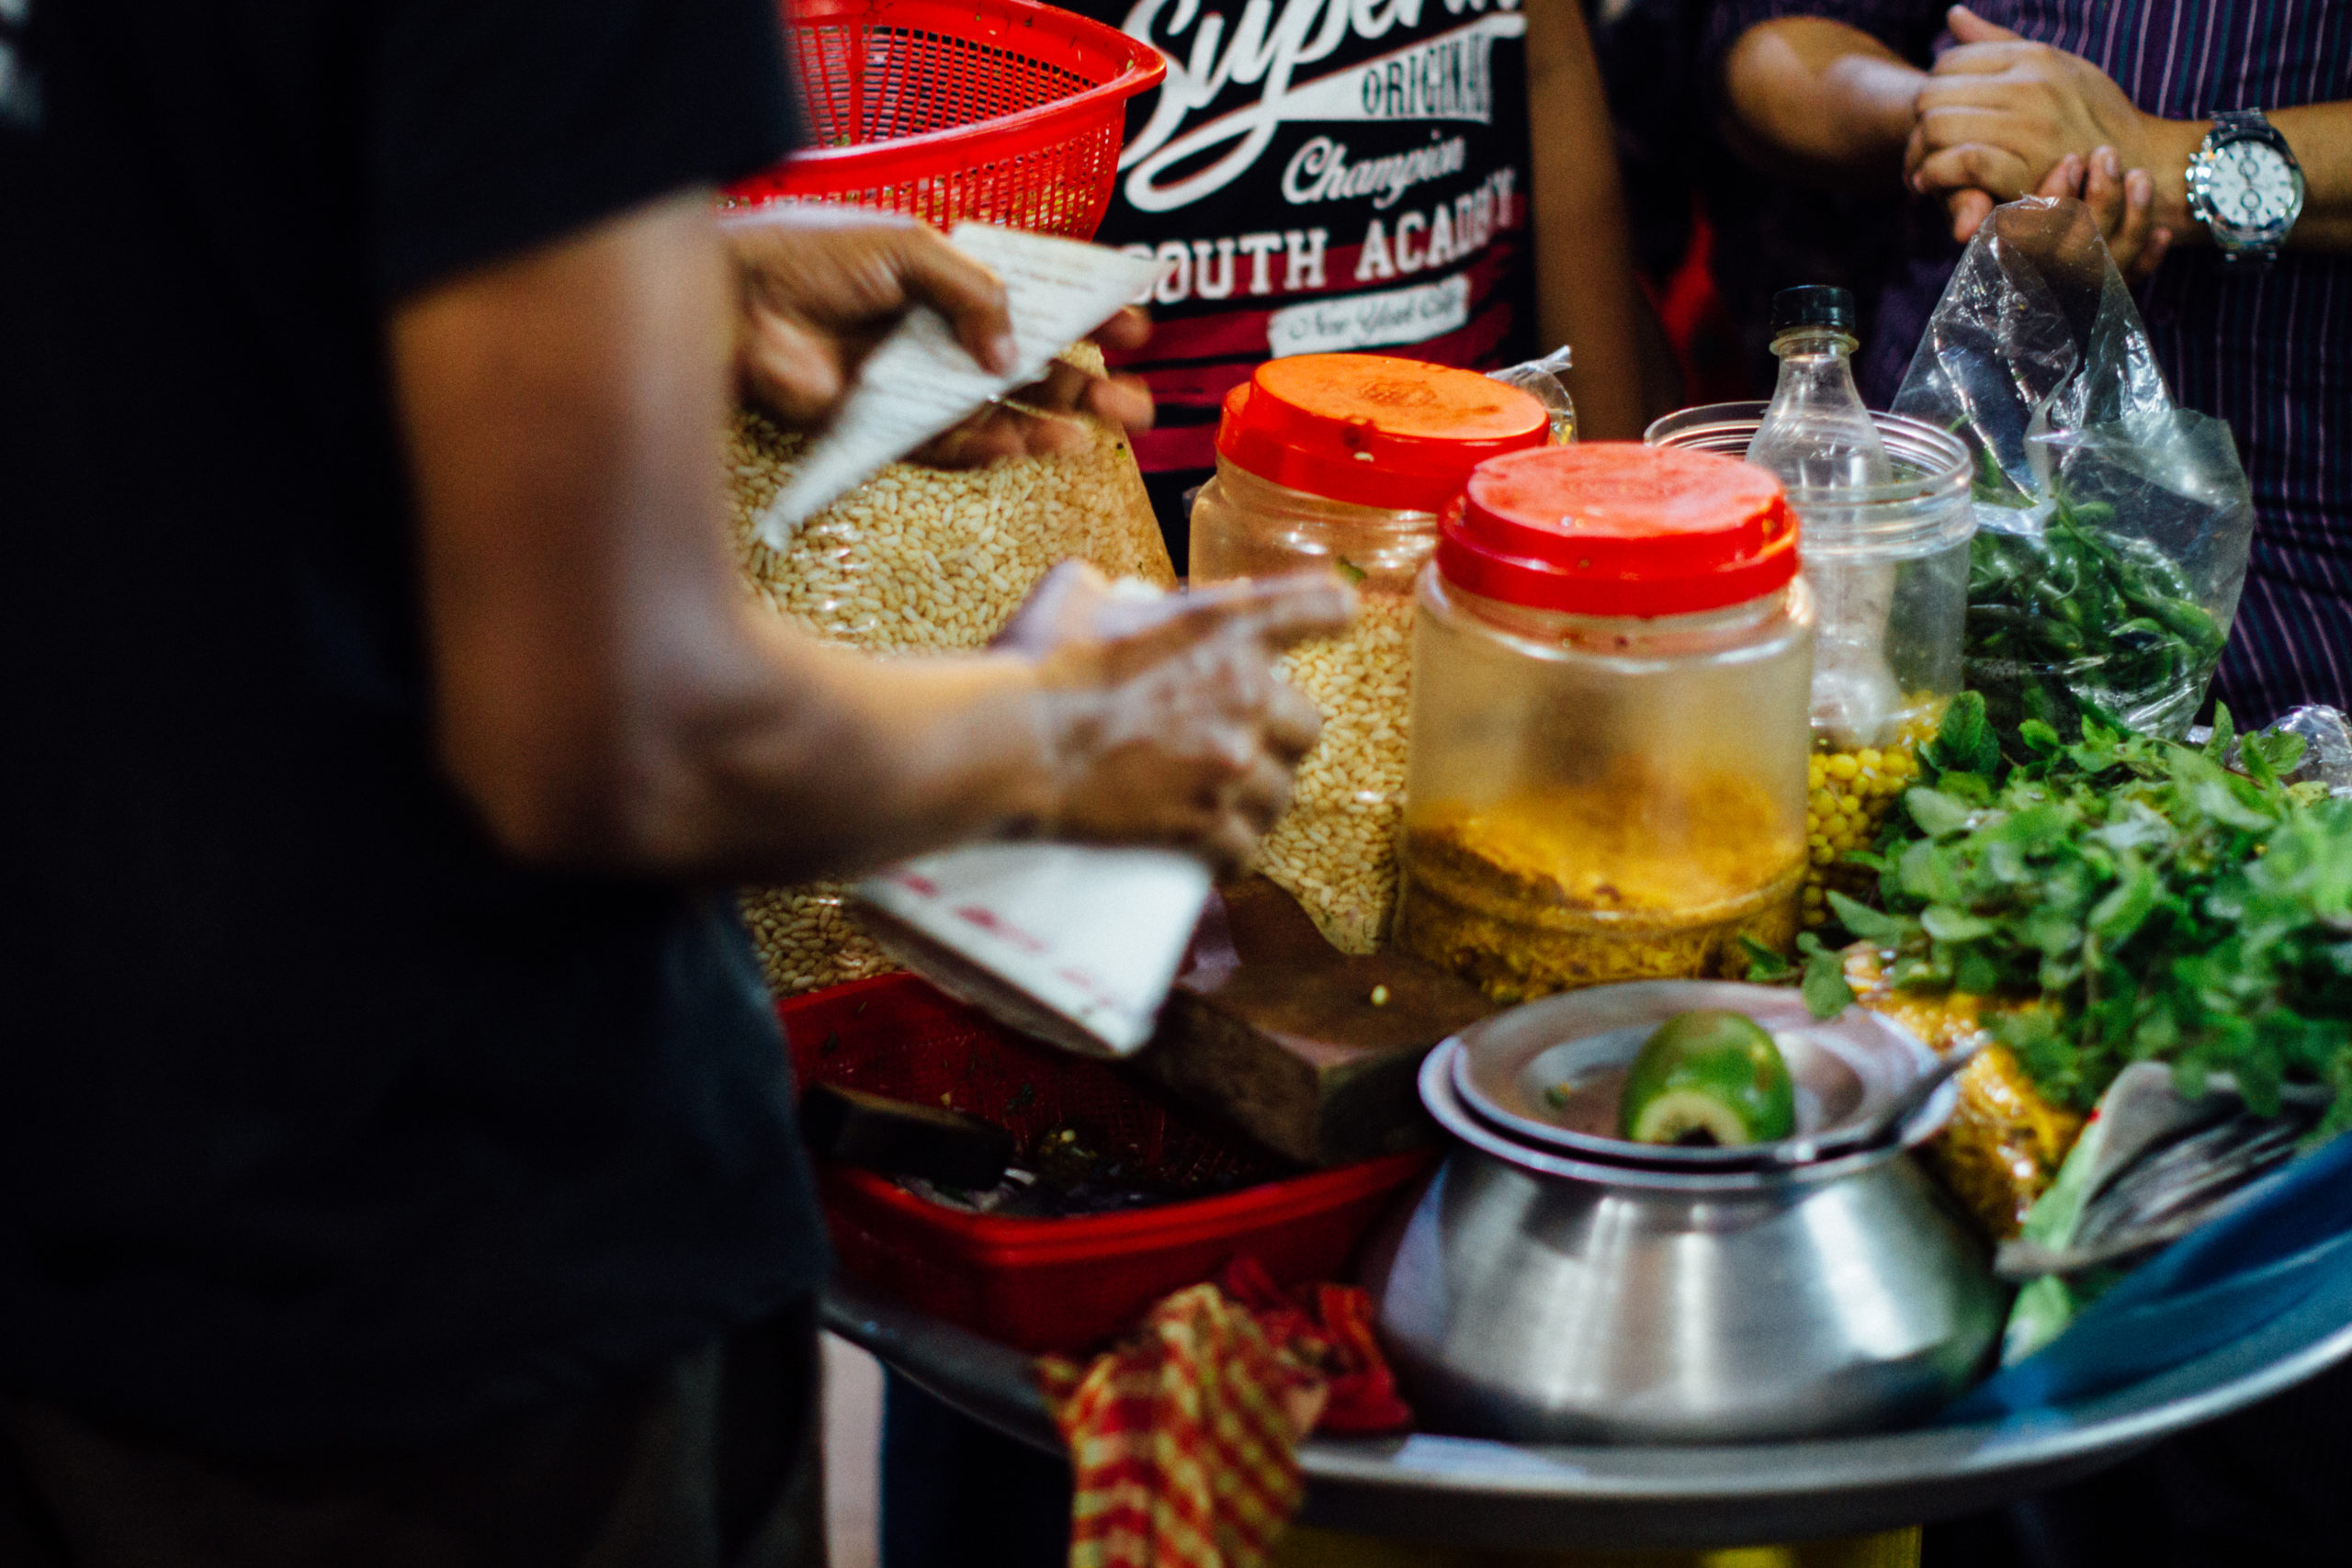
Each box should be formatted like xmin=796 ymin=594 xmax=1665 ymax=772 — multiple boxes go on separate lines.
xmin=1189 ymin=355 xmax=1552 ymax=954
xmin=1393 ymin=443 xmax=1815 ymax=1002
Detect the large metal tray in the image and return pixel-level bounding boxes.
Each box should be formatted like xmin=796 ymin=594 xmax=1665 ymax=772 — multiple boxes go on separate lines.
xmin=826 ymin=1269 xmax=2352 ymax=1551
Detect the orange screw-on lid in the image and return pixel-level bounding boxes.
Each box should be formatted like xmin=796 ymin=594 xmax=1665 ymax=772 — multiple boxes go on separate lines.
xmin=1216 ymin=355 xmax=1550 ymax=513
xmin=1437 ymin=443 xmax=1799 ymax=617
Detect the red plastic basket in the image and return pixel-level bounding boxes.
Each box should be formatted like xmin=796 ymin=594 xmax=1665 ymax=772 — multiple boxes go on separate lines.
xmin=728 ymin=0 xmax=1168 ymax=241
xmin=781 ymin=975 xmax=1435 ymax=1353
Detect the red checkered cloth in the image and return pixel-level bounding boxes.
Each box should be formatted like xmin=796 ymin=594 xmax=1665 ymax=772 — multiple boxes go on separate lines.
xmin=1036 ymin=1258 xmax=1412 ymax=1568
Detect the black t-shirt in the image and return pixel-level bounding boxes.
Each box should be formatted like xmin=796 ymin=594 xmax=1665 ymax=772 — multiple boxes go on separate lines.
xmin=0 ymin=0 xmax=823 ymax=1451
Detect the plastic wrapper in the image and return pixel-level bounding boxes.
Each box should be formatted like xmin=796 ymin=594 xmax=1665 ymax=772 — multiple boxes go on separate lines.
xmin=2257 ymin=705 xmax=2352 ymax=795
xmin=1487 ymin=344 xmax=1577 ymax=445
xmin=1994 ymin=1065 xmax=2324 ymax=1364
xmin=729 ymin=344 xmax=1177 ymax=997
xmin=1890 ymin=197 xmax=2255 ymax=740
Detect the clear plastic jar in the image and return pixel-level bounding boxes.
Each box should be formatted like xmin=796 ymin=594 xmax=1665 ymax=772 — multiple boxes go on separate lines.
xmin=1646 ymin=404 xmax=1973 ymax=924
xmin=1191 ymin=355 xmax=1549 ymax=953
xmin=1394 ymin=444 xmax=1815 ymax=1001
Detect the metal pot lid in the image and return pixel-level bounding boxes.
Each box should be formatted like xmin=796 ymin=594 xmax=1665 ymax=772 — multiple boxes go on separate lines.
xmin=1446 ymin=980 xmax=1939 ymax=1172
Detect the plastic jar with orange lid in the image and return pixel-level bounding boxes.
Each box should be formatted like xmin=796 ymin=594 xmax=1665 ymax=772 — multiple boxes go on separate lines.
xmin=1394 ymin=444 xmax=1815 ymax=1001
xmin=1189 ymin=355 xmax=1551 ymax=953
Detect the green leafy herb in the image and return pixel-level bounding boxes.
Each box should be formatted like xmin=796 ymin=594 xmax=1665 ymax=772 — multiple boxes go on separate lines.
xmin=1920 ymin=690 xmax=2002 ymax=783
xmin=2244 ymin=727 xmax=2310 ymax=786
xmin=1741 ymin=935 xmax=1795 ymax=981
xmin=1801 ymin=936 xmax=1857 ymax=1020
xmin=1743 ymin=933 xmax=1853 ymax=1018
xmin=1331 ymin=556 xmax=1369 ymax=587
xmin=1855 ymin=700 xmax=2352 ymax=1134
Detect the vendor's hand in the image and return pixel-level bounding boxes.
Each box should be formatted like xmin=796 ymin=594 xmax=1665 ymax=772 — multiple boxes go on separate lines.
xmin=722 ymin=207 xmax=1153 ymax=465
xmin=1000 ymin=563 xmax=1353 ymax=871
xmin=1907 ymin=7 xmax=2160 ymax=234
xmin=910 ymin=307 xmax=1154 ymax=469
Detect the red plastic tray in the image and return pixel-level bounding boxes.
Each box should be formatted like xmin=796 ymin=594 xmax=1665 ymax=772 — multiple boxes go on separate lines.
xmin=781 ymin=975 xmax=1434 ymax=1353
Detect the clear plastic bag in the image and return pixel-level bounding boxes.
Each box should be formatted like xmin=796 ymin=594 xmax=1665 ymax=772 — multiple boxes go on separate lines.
xmin=728 ymin=343 xmax=1176 ymax=996
xmin=1890 ymin=197 xmax=2255 ymax=740
xmin=1487 ymin=344 xmax=1578 ymax=444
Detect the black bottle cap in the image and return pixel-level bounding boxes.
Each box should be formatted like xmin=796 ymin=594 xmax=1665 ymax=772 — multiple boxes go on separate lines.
xmin=1770 ymin=285 xmax=1859 ymax=335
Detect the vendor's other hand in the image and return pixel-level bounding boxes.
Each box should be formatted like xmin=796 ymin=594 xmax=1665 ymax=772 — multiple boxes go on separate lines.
xmin=910 ymin=307 xmax=1154 ymax=469
xmin=723 ymin=207 xmax=1153 ymax=464
xmin=1907 ymin=8 xmax=2155 ymax=237
xmin=1000 ymin=563 xmax=1354 ymax=872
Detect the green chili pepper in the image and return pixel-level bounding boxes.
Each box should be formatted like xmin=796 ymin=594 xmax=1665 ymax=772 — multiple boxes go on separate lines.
xmin=1962 ymin=484 xmax=2219 ymax=747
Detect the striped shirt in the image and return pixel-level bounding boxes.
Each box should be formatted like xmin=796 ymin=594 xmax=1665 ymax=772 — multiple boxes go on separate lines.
xmin=1715 ymin=1 xmax=2352 ymax=724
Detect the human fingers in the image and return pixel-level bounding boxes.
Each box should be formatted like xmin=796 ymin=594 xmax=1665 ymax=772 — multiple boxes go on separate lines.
xmin=905 ymin=407 xmax=1054 ymax=468
xmin=1904 ymin=116 xmax=1931 ymax=186
xmin=2115 ymin=169 xmax=2171 ymax=282
xmin=1091 ymin=305 xmax=1153 ymax=355
xmin=1224 ymin=752 xmax=1298 ymax=839
xmin=992 ymin=559 xmax=1112 ymax=657
xmin=737 ymin=310 xmax=848 ymax=429
xmin=1147 ymin=572 xmax=1358 ymax=658
xmin=2091 ymin=149 xmax=2138 ymax=248
xmin=1909 ymin=94 xmax=2041 ymax=190
xmin=1914 ymin=141 xmax=2033 ymax=205
xmin=1080 ymin=374 xmax=1155 ymax=434
xmin=910 ymin=365 xmax=1153 ymax=468
xmin=1942 ymin=188 xmax=1997 ymax=243
xmin=1263 ymin=680 xmax=1323 ymax=763
xmin=2037 ymin=152 xmax=2087 ymax=200
xmin=1926 ymin=40 xmax=2041 ymax=78
xmin=2086 ymin=144 xmax=2121 ymax=207
xmin=870 ymin=225 xmax=1018 ymax=375
xmin=1946 ymin=5 xmax=2023 ymax=44
xmin=1008 ymin=360 xmax=1154 ymax=435
xmin=2107 ymin=156 xmax=2154 ymax=270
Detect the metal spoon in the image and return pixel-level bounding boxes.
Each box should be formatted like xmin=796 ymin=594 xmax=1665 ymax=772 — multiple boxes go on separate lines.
xmin=1770 ymin=1037 xmax=1986 ymax=1168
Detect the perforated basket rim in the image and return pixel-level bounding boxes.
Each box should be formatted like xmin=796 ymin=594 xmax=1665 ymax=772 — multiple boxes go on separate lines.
xmin=766 ymin=0 xmax=1168 ymax=190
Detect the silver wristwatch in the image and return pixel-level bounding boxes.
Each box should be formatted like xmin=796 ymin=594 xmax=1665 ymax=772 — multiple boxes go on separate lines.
xmin=2186 ymin=108 xmax=2306 ymax=265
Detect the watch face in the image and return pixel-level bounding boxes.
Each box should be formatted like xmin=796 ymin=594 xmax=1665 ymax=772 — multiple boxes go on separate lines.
xmin=2208 ymin=139 xmax=2299 ymax=232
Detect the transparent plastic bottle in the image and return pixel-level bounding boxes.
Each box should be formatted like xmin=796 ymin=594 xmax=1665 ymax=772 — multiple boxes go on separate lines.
xmin=1747 ymin=287 xmax=1901 ymax=749
xmin=1747 ymin=286 xmax=1893 ymax=489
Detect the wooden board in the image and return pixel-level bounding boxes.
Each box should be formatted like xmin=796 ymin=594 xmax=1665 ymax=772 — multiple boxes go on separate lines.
xmin=1134 ymin=877 xmax=1498 ymax=1167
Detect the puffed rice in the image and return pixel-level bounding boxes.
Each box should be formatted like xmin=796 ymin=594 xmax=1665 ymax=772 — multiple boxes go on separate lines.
xmin=1253 ymin=591 xmax=1415 ymax=953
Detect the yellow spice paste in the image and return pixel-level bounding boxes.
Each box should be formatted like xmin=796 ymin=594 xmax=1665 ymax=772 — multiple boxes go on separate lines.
xmin=1395 ymin=765 xmax=1805 ymax=1002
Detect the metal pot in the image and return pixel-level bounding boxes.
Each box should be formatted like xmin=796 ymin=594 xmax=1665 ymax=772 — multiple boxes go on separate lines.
xmin=1363 ymin=985 xmax=2006 ymax=1444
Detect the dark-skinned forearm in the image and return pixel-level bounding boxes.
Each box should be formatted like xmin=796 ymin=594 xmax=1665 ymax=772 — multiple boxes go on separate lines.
xmin=1722 ymin=18 xmax=1925 ymax=191
xmin=1524 ymin=0 xmax=1651 ymax=437
xmin=393 ymin=192 xmax=1062 ymax=883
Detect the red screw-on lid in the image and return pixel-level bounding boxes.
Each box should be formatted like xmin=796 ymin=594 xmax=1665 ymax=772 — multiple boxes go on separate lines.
xmin=1216 ymin=355 xmax=1550 ymax=513
xmin=1436 ymin=443 xmax=1799 ymax=617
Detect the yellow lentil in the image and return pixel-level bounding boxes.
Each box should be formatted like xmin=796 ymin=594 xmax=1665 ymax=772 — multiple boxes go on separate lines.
xmin=1801 ymin=709 xmax=1939 ymax=923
